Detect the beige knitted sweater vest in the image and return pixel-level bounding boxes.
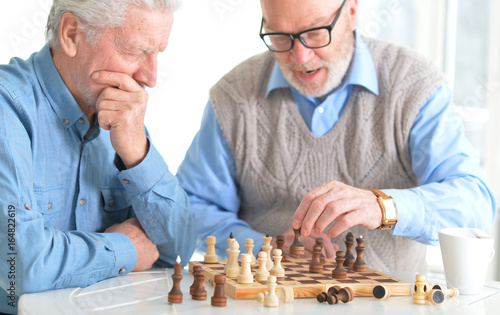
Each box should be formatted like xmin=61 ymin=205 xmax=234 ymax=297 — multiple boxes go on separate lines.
xmin=210 ymin=37 xmax=447 ymax=272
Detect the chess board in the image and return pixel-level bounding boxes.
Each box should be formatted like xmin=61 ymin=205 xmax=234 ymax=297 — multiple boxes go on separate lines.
xmin=188 ymin=257 xmax=411 ymax=300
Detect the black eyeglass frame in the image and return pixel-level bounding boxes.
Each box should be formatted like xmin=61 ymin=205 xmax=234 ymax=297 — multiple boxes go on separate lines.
xmin=259 ymin=0 xmax=347 ymax=53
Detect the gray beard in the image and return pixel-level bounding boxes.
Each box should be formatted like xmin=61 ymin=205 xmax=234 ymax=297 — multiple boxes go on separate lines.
xmin=281 ymin=34 xmax=355 ymax=98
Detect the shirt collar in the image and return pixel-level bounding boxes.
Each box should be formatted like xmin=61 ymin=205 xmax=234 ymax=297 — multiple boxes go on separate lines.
xmin=265 ymin=30 xmax=379 ymax=98
xmin=33 ymin=45 xmax=84 ymax=129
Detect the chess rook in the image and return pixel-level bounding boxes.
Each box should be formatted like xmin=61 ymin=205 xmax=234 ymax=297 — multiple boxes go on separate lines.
xmin=412 ymin=274 xmax=428 ymax=305
xmin=290 ymin=228 xmax=305 ymax=257
xmin=205 ymin=236 xmax=217 ymax=264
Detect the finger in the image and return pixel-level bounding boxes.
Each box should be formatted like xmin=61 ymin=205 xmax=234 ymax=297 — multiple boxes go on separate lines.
xmin=293 ymin=181 xmax=340 ymax=231
xmin=311 ymin=198 xmax=351 ymax=234
xmin=326 ymin=211 xmax=359 ymax=238
xmin=92 ymin=70 xmax=142 ymax=92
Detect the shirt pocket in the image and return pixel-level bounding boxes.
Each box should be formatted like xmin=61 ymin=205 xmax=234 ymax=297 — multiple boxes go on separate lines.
xmin=101 ymin=186 xmax=132 ymax=225
xmin=33 ymin=186 xmax=67 ymax=227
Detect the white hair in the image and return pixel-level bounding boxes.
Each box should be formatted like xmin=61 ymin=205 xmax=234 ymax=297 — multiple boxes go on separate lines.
xmin=46 ymin=0 xmax=182 ymax=47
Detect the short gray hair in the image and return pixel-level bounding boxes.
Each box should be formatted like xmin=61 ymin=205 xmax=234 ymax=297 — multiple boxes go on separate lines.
xmin=46 ymin=0 xmax=182 ymax=47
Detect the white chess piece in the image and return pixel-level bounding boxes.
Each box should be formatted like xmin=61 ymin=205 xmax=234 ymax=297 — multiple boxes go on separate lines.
xmin=270 ymin=249 xmax=285 ymax=278
xmin=238 ymin=253 xmax=254 ymax=284
xmin=263 ymin=275 xmax=279 ymax=307
xmin=262 ymin=235 xmax=274 ymax=271
xmin=255 ymin=251 xmax=270 ymax=282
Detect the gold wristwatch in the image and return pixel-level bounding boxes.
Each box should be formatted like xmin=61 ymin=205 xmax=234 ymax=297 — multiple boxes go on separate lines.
xmin=371 ymin=189 xmax=398 ymax=230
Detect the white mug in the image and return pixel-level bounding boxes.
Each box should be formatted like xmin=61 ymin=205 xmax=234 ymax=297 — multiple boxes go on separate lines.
xmin=439 ymin=228 xmax=495 ymax=295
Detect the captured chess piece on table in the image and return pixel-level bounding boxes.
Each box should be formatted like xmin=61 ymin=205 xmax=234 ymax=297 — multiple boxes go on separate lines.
xmin=168 ymin=255 xmax=183 ymax=303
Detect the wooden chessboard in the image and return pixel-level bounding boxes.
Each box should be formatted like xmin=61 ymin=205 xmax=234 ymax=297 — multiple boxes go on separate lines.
xmin=188 ymin=257 xmax=411 ymax=300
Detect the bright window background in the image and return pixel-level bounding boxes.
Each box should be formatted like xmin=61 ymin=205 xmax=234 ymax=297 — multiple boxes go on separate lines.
xmin=1 ymin=0 xmax=499 ymax=280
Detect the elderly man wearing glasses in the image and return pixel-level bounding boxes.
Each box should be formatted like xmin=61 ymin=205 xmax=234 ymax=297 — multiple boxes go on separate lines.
xmin=177 ymin=0 xmax=496 ymax=272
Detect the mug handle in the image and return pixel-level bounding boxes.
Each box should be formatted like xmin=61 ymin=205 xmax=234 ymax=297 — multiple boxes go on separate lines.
xmin=489 ymin=248 xmax=495 ymax=262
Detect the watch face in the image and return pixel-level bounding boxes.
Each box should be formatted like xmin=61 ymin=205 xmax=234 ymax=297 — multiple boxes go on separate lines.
xmin=383 ymin=200 xmax=397 ymax=220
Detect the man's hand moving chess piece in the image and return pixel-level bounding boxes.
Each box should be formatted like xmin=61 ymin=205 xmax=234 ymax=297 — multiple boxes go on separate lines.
xmin=105 ymin=218 xmax=159 ymax=271
xmin=293 ymin=181 xmax=382 ymax=238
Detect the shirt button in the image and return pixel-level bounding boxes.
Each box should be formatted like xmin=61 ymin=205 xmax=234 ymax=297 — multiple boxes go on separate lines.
xmin=78 ymin=118 xmax=85 ymax=125
xmin=122 ymin=179 xmax=130 ymax=185
xmin=119 ymin=268 xmax=126 ymax=275
xmin=63 ymin=119 xmax=69 ymax=125
xmin=48 ymin=202 xmax=53 ymax=210
xmin=108 ymin=199 xmax=115 ymax=207
xmin=24 ymin=203 xmax=32 ymax=210
xmin=318 ymin=107 xmax=325 ymax=114
xmin=79 ymin=199 xmax=86 ymax=206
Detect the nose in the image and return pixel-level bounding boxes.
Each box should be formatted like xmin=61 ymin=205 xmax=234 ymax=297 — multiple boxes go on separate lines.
xmin=290 ymin=38 xmax=315 ymax=65
xmin=134 ymin=53 xmax=158 ymax=88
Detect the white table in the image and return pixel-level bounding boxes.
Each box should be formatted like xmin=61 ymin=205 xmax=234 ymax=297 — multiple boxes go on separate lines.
xmin=18 ymin=268 xmax=500 ymax=314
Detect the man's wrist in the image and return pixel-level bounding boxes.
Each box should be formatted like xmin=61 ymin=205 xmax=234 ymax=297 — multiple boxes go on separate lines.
xmin=371 ymin=189 xmax=398 ymax=230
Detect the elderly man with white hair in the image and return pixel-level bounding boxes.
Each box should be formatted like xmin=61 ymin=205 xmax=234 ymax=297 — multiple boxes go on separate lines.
xmin=0 ymin=1 xmax=194 ymax=312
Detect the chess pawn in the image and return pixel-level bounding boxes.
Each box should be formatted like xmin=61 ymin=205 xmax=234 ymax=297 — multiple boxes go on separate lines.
xmin=245 ymin=238 xmax=257 ymax=265
xmin=309 ymin=244 xmax=323 ymax=273
xmin=332 ymin=251 xmax=347 ymax=279
xmin=190 ymin=265 xmax=202 ymax=295
xmin=412 ymin=274 xmax=428 ymax=305
xmin=353 ymin=236 xmax=367 ymax=272
xmin=205 ymin=236 xmax=217 ymax=264
xmin=289 ymin=228 xmax=305 ymax=257
xmin=211 ymin=274 xmax=227 ymax=307
xmin=263 ymin=275 xmax=279 ymax=307
xmin=255 ymin=251 xmax=270 ymax=282
xmin=276 ymin=235 xmax=287 ymax=262
xmin=238 ymin=253 xmax=254 ymax=284
xmin=270 ymin=249 xmax=285 ymax=278
xmin=192 ymin=269 xmax=207 ymax=300
xmin=262 ymin=235 xmax=274 ymax=271
xmin=344 ymin=232 xmax=355 ymax=268
xmin=276 ymin=286 xmax=294 ymax=303
xmin=168 ymin=256 xmax=183 ymax=303
xmin=315 ymin=238 xmax=326 ymax=264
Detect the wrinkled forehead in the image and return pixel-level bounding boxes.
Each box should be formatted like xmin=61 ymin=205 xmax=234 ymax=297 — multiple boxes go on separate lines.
xmin=260 ymin=0 xmax=341 ymax=32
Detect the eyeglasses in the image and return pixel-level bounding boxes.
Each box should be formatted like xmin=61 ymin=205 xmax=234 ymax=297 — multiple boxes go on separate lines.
xmin=259 ymin=0 xmax=347 ymax=53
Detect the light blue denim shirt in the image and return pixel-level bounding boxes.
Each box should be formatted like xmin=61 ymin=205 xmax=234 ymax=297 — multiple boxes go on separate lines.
xmin=176 ymin=33 xmax=496 ymax=256
xmin=0 ymin=45 xmax=195 ymax=314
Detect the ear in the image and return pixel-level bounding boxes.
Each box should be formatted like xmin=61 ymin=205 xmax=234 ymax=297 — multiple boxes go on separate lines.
xmin=58 ymin=12 xmax=83 ymax=57
xmin=346 ymin=0 xmax=358 ymax=31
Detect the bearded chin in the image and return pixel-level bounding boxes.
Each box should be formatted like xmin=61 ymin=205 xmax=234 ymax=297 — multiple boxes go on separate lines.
xmin=281 ymin=37 xmax=355 ymax=98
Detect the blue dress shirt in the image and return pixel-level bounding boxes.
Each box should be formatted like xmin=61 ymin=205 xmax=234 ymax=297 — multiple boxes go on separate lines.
xmin=176 ymin=33 xmax=496 ymax=256
xmin=0 ymin=45 xmax=195 ymax=314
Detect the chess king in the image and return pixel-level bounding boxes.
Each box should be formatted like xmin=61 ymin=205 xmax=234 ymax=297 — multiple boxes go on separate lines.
xmin=176 ymin=0 xmax=496 ymax=272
